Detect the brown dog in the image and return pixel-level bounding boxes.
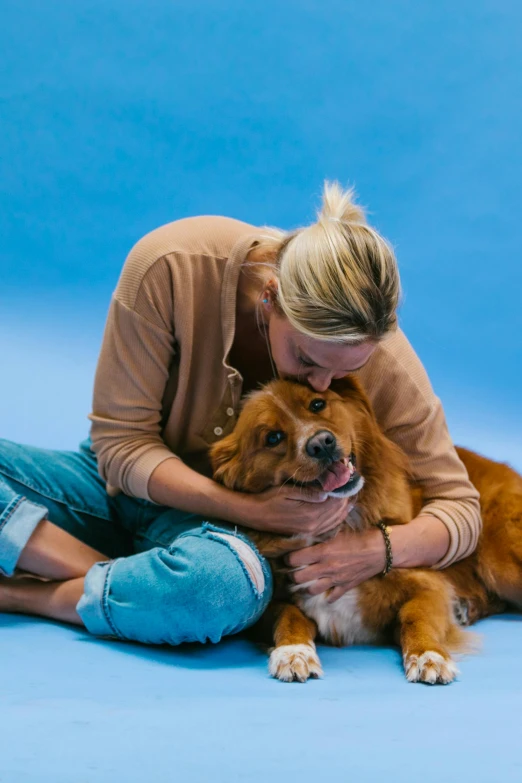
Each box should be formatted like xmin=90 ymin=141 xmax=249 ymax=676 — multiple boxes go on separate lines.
xmin=209 ymin=376 xmax=522 ymax=684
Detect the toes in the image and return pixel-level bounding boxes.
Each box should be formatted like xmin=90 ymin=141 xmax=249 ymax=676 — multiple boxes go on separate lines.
xmin=404 ymin=650 xmax=458 ymax=685
xmin=269 ymin=643 xmax=323 ymax=683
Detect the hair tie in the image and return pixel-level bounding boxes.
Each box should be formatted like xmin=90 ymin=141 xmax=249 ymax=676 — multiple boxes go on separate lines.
xmin=328 ymin=216 xmax=342 ymax=223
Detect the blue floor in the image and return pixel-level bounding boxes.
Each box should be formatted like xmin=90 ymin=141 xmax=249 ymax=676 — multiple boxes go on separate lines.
xmin=0 ymin=320 xmax=520 ymax=780
xmin=2 ymin=612 xmax=521 ymax=782
xmin=1 ymin=1 xmax=521 ymax=779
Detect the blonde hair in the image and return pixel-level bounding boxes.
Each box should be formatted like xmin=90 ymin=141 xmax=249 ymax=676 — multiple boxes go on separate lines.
xmin=248 ymin=180 xmax=402 ymax=344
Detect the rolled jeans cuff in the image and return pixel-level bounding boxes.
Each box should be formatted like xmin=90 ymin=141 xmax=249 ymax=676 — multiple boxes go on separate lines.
xmin=76 ymin=559 xmax=122 ymax=640
xmin=0 ymin=496 xmax=48 ymax=576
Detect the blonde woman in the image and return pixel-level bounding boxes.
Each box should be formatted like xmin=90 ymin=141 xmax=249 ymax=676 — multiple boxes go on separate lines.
xmin=0 ymin=182 xmax=480 ymax=644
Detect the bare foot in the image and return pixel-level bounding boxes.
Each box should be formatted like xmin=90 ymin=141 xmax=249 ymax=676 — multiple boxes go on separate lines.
xmin=0 ymin=574 xmax=85 ymax=625
xmin=12 ymin=569 xmax=51 ymax=581
xmin=0 ymin=575 xmax=18 ymax=612
xmin=0 ymin=574 xmax=50 ymax=613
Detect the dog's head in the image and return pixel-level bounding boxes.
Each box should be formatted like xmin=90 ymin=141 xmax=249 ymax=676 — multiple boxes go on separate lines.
xmin=208 ymin=376 xmax=382 ymax=498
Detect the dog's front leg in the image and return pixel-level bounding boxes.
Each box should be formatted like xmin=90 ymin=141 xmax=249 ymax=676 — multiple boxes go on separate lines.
xmin=398 ymin=586 xmax=461 ymax=685
xmin=267 ymin=602 xmax=322 ymax=683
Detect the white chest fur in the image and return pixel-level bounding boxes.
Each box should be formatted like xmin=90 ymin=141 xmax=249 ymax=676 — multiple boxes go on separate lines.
xmin=296 ymin=589 xmax=378 ymax=646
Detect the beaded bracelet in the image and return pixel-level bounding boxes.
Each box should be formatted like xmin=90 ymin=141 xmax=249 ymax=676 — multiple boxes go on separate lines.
xmin=376 ymin=520 xmax=393 ymax=575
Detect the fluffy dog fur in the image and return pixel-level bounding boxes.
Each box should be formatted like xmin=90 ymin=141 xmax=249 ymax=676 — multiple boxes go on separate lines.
xmin=209 ymin=376 xmax=522 ymax=684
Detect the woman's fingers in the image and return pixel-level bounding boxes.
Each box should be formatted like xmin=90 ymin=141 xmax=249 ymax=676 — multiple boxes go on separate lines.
xmin=283 ymin=486 xmax=328 ymax=503
xmin=288 ymin=562 xmax=325 ymax=584
xmin=299 ymin=577 xmax=333 ymax=596
xmin=286 ymin=542 xmax=325 ymax=568
xmin=326 ymin=585 xmax=349 ymax=603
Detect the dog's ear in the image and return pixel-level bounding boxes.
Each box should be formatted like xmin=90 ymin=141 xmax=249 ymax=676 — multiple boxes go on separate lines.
xmin=209 ymin=432 xmax=239 ymax=473
xmin=208 ymin=433 xmax=243 ymax=489
xmin=329 ymin=374 xmax=377 ymax=423
xmin=331 ymin=374 xmax=413 ymax=513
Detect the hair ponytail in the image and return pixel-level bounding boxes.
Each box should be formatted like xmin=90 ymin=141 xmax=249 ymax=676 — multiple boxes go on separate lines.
xmin=318 ymin=180 xmax=366 ymax=226
xmin=248 ymin=180 xmax=401 ymax=343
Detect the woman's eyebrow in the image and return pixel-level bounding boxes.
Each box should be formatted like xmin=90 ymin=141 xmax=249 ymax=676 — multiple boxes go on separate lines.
xmin=299 ymin=348 xmax=366 ymax=373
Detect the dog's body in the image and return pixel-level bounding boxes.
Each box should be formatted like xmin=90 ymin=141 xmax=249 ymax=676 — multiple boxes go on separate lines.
xmin=209 ymin=377 xmax=522 ymax=684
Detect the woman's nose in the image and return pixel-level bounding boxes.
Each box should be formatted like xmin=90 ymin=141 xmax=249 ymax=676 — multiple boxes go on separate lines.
xmin=308 ymin=372 xmax=333 ymax=392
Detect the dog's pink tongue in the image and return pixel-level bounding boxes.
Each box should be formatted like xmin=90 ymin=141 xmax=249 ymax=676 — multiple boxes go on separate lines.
xmin=318 ymin=461 xmax=352 ymax=492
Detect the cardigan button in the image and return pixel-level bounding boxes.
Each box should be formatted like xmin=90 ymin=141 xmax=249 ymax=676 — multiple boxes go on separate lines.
xmin=213 ymin=426 xmax=223 ymax=436
xmin=226 ymin=407 xmax=234 ymax=417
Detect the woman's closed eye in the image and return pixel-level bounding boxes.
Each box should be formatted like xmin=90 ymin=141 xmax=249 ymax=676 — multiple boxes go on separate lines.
xmin=297 ymin=352 xmax=315 ymax=368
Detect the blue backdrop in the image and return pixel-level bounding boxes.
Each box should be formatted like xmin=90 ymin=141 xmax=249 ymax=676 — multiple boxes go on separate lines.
xmin=1 ymin=0 xmax=520 ymax=470
xmin=1 ymin=4 xmax=522 ymax=782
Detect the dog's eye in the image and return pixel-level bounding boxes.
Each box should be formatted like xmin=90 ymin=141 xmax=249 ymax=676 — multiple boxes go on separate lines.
xmin=265 ymin=430 xmax=285 ymax=447
xmin=309 ymin=398 xmax=326 ymax=413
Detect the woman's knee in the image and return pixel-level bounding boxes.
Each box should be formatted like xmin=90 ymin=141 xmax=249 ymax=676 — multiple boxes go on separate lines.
xmin=76 ymin=526 xmax=273 ymax=645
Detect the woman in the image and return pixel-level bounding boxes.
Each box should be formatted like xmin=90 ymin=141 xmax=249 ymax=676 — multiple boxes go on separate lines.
xmin=0 ymin=182 xmax=481 ymax=645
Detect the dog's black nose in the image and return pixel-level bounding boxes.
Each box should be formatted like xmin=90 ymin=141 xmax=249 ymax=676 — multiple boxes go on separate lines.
xmin=306 ymin=430 xmax=337 ymax=460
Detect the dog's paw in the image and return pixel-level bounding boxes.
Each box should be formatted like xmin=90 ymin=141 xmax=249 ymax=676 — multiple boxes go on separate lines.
xmin=404 ymin=650 xmax=458 ymax=685
xmin=268 ymin=643 xmax=323 ymax=683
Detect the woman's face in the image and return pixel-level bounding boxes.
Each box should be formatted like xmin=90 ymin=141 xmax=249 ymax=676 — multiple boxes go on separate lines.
xmin=266 ymin=307 xmax=377 ymax=393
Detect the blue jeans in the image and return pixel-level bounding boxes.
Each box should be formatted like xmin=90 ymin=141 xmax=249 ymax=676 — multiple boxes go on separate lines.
xmin=0 ymin=435 xmax=273 ymax=645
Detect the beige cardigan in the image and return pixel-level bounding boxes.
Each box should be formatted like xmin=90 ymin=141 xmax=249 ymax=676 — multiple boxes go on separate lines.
xmin=87 ymin=215 xmax=481 ymax=569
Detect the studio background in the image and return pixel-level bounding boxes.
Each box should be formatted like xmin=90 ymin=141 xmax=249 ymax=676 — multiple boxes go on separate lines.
xmin=1 ymin=0 xmax=520 ymax=471
xmin=2 ymin=5 xmax=522 ymax=782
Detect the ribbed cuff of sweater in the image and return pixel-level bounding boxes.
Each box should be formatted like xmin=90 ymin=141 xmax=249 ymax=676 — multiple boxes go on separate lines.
xmin=120 ymin=445 xmax=182 ymax=503
xmin=421 ymin=500 xmax=481 ymax=569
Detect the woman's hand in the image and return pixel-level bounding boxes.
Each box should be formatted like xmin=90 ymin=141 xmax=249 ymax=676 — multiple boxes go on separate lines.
xmin=285 ymin=526 xmax=387 ymax=602
xmin=238 ymin=485 xmax=354 ymax=538
xmin=284 ymin=514 xmax=452 ymax=602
